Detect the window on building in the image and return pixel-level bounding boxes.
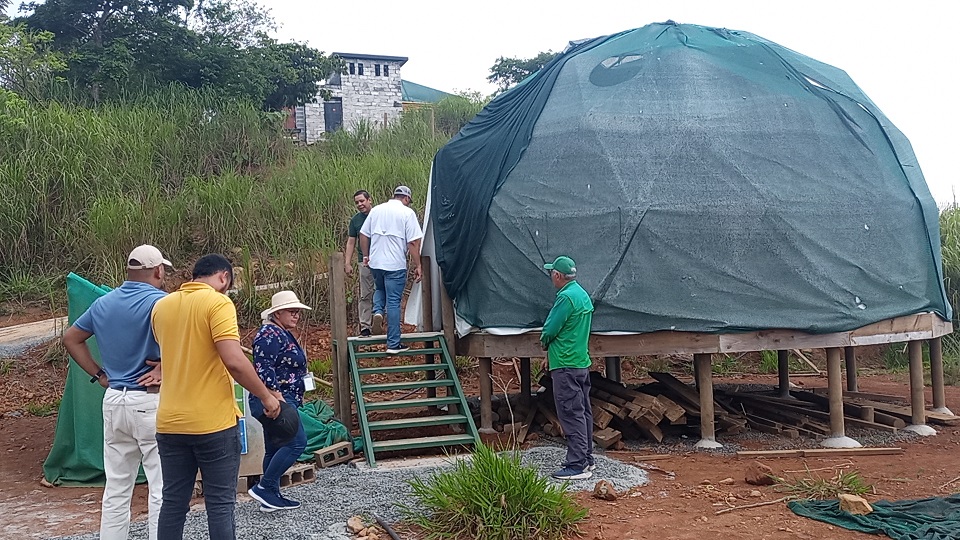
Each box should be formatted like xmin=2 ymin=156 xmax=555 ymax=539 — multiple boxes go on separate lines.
xmin=375 ymin=64 xmax=381 ymax=76
xmin=383 ymin=64 xmax=389 ymax=77
xmin=358 ymin=63 xmax=364 ymax=75
xmin=349 ymin=63 xmax=355 ymax=75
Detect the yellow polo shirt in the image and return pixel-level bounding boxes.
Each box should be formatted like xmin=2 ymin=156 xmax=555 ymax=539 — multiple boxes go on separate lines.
xmin=151 ymin=282 xmax=242 ymax=434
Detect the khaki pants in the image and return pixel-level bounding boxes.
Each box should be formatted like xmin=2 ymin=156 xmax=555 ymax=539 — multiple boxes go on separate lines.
xmin=358 ymin=264 xmax=374 ymax=332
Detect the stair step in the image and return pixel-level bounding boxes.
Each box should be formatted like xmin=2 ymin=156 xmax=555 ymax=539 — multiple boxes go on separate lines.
xmin=348 ymin=331 xmax=444 ymax=344
xmin=354 ymin=348 xmax=445 ymax=359
xmin=365 ymin=396 xmax=463 ymax=411
xmin=361 ymin=379 xmax=455 ymax=393
xmin=368 ymin=414 xmax=469 ymax=431
xmin=357 ymin=363 xmax=450 ymax=375
xmin=372 ymin=433 xmax=476 ymax=452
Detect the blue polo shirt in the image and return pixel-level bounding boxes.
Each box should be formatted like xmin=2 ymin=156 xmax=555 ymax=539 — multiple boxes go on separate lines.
xmin=74 ymin=281 xmax=167 ymax=390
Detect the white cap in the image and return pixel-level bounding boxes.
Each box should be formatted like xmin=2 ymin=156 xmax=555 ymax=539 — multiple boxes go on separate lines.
xmin=261 ymin=290 xmax=312 ymax=320
xmin=127 ymin=245 xmax=173 ymax=270
xmin=394 ymin=185 xmax=412 ymax=199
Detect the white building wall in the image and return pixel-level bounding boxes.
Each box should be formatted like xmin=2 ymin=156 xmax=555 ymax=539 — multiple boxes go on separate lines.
xmin=302 ymin=55 xmax=404 ymax=143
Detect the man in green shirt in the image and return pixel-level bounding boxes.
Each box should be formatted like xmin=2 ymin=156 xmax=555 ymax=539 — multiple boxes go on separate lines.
xmin=540 ymin=255 xmax=596 ymax=480
xmin=344 ymin=190 xmax=374 ymax=336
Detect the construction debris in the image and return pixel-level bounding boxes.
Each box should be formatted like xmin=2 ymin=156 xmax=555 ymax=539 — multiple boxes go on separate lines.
xmin=838 ymin=494 xmax=874 ymax=515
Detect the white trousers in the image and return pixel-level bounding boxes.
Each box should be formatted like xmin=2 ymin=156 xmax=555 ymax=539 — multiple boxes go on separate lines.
xmin=100 ymin=388 xmax=163 ymax=540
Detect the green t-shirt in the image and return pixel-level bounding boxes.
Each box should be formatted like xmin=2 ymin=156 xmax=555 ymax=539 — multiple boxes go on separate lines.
xmin=540 ymin=280 xmax=594 ymax=370
xmin=348 ymin=212 xmax=368 ymax=263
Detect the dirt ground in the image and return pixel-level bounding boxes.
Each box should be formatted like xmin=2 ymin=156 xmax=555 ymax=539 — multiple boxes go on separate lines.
xmin=4 ymin=316 xmax=960 ymax=539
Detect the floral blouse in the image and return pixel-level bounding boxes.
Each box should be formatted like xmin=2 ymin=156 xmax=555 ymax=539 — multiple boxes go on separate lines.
xmin=252 ymin=323 xmax=307 ymax=407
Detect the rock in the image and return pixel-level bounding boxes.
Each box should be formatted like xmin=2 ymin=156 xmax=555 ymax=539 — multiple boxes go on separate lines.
xmin=347 ymin=516 xmax=365 ymax=534
xmin=592 ymin=480 xmax=618 ymax=501
xmin=719 ymin=477 xmax=735 ymax=485
xmin=749 ymin=490 xmax=762 ymax=498
xmin=745 ymin=461 xmax=777 ymax=486
xmin=700 ymin=479 xmax=713 ymax=485
xmin=839 ymin=494 xmax=873 ymax=515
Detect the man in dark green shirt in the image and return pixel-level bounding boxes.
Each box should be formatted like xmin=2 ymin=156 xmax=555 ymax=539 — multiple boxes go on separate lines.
xmin=540 ymin=255 xmax=595 ymax=480
xmin=344 ymin=190 xmax=374 ymax=336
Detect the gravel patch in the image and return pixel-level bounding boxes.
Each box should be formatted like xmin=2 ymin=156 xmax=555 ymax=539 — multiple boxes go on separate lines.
xmin=53 ymin=445 xmax=648 ymax=540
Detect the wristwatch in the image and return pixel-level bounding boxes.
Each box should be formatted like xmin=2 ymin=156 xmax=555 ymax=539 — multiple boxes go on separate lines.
xmin=91 ymin=369 xmax=105 ymax=383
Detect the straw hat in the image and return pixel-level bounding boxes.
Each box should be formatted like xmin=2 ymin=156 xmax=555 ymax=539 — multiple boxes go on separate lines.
xmin=260 ymin=290 xmax=312 ymax=320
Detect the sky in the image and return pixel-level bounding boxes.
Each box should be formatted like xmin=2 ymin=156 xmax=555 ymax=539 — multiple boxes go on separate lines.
xmin=258 ymin=0 xmax=959 ymax=204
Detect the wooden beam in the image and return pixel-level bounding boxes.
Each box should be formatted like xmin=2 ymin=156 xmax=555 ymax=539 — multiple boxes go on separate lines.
xmin=457 ymin=313 xmax=952 ymax=358
xmin=478 ymin=357 xmax=494 ymax=433
xmin=737 ymin=447 xmax=903 ymax=458
xmin=826 ymin=347 xmax=845 ymax=438
xmin=694 ymin=353 xmax=718 ymax=446
xmin=777 ymin=350 xmax=791 ymax=398
xmin=328 ymin=252 xmax=352 ymax=430
xmin=929 ymin=337 xmax=949 ymax=412
xmin=845 ymin=346 xmax=858 ymax=392
xmin=908 ymin=340 xmax=926 ymax=427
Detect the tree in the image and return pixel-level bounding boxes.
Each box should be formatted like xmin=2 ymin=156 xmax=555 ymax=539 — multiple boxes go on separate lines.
xmin=16 ymin=0 xmax=340 ymax=108
xmin=487 ymin=50 xmax=558 ymax=93
xmin=0 ymin=23 xmax=66 ymax=102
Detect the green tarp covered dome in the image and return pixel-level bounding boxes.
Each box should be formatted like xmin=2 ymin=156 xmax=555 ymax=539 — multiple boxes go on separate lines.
xmin=427 ymin=21 xmax=950 ymax=334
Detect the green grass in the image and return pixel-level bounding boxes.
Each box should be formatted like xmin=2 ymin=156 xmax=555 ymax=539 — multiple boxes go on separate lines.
xmin=308 ymin=357 xmax=333 ymax=378
xmin=712 ymin=354 xmax=742 ymax=375
xmin=26 ymin=399 xmax=60 ymax=417
xmin=399 ymin=443 xmax=587 ymax=540
xmin=775 ymin=468 xmax=872 ymax=500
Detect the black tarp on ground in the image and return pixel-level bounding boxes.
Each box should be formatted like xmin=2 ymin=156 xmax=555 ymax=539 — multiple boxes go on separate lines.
xmin=430 ymin=21 xmax=950 ymax=333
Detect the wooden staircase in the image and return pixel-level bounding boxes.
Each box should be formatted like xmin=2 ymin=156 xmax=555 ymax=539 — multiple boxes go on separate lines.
xmin=347 ymin=331 xmax=478 ymax=466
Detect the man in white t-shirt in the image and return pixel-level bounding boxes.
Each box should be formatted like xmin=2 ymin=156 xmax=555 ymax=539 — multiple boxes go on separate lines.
xmin=359 ymin=185 xmax=424 ymax=353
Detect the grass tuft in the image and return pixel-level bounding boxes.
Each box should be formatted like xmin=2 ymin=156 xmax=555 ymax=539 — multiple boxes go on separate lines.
xmin=775 ymin=468 xmax=872 ymax=500
xmin=399 ymin=443 xmax=587 ymax=540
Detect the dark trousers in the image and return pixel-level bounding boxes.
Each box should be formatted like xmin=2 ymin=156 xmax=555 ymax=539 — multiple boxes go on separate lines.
xmin=249 ymin=395 xmax=307 ymax=493
xmin=551 ymin=368 xmax=594 ymax=470
xmin=156 ymin=425 xmax=241 ymax=540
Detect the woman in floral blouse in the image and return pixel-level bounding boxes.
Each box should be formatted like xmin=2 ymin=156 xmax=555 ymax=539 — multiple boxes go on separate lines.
xmin=247 ymin=290 xmax=311 ymax=512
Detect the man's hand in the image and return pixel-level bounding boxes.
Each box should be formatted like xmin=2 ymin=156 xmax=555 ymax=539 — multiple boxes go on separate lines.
xmin=270 ymin=390 xmax=286 ymax=402
xmin=538 ymin=358 xmax=549 ymax=374
xmin=413 ymin=265 xmax=422 ymax=282
xmin=362 ymin=256 xmax=370 ymax=267
xmin=137 ymin=364 xmax=162 ymax=387
xmin=97 ymin=372 xmax=109 ymax=389
xmin=344 ymin=261 xmax=353 ymax=276
xmin=262 ymin=394 xmax=281 ymax=419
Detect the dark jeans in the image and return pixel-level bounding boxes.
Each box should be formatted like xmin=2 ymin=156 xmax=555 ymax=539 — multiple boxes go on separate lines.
xmin=371 ymin=268 xmax=406 ymax=349
xmin=249 ymin=394 xmax=307 ymax=493
xmin=156 ymin=425 xmax=241 ymax=540
xmin=551 ymin=368 xmax=594 ymax=470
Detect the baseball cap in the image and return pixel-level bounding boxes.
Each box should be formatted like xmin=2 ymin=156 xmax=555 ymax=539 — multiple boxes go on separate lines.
xmin=544 ymin=256 xmax=577 ymax=276
xmin=394 ymin=185 xmax=413 ymax=199
xmin=127 ymin=244 xmax=173 ymax=270
xmin=257 ymin=401 xmax=301 ymax=447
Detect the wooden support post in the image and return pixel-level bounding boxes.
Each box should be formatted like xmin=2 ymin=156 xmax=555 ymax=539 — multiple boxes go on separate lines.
xmin=519 ymin=357 xmax=531 ymax=410
xmin=439 ymin=275 xmax=456 ymax=360
xmin=845 ymin=346 xmax=858 ymax=392
xmin=420 ymin=256 xmax=434 ymax=333
xmin=478 ymin=357 xmax=496 ymax=434
xmin=822 ymin=347 xmax=859 ymax=448
xmin=328 ymin=252 xmax=352 ymax=430
xmin=929 ymin=337 xmax=953 ymax=415
xmin=694 ymin=353 xmax=721 ymax=449
xmin=905 ymin=340 xmax=937 ymax=435
xmin=777 ymin=350 xmax=791 ymax=398
xmin=692 ymin=356 xmax=701 ymax=390
xmin=605 ymin=356 xmax=622 ymax=383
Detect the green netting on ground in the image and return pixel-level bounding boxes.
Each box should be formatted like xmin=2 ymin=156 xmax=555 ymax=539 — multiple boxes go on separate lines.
xmin=42 ymin=273 xmax=139 ymax=486
xmin=297 ymin=399 xmax=362 ymax=461
xmin=790 ymin=495 xmax=960 ymax=539
xmin=430 ymin=21 xmax=950 ymax=334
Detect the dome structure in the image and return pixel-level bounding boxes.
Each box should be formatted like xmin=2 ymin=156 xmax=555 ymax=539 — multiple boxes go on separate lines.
xmin=427 ymin=21 xmax=950 ymax=334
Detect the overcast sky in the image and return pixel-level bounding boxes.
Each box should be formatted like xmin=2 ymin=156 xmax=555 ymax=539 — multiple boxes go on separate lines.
xmin=259 ymin=0 xmax=958 ymax=204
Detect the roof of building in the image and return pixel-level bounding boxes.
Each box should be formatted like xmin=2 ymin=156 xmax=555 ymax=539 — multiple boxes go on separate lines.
xmin=333 ymin=52 xmax=408 ymax=66
xmin=401 ymin=80 xmax=453 ymax=103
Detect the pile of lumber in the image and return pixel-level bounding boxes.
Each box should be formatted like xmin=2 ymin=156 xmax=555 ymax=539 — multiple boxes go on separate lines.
xmin=537 ymin=371 xmax=747 ymax=448
xmin=718 ymin=387 xmax=960 ymax=436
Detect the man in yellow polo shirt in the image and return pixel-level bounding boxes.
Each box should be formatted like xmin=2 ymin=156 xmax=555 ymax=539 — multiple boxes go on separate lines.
xmin=151 ymin=254 xmax=281 ymax=540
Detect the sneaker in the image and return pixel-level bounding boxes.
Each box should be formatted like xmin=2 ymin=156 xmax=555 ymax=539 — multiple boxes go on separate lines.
xmin=359 ymin=328 xmax=371 ymax=337
xmin=248 ymin=483 xmax=285 ymax=511
xmin=586 ymin=463 xmax=597 ymax=472
xmin=372 ymin=313 xmax=384 ymax=335
xmin=258 ymin=503 xmax=281 ymax=513
xmin=552 ymin=466 xmax=592 ymax=480
xmin=386 ymin=345 xmax=410 ymax=355
xmin=279 ymin=495 xmax=301 ymax=509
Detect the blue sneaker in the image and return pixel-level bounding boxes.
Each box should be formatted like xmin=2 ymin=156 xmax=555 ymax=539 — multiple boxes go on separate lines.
xmin=279 ymin=494 xmax=301 ymax=509
xmin=552 ymin=466 xmax=592 ymax=480
xmin=248 ymin=483 xmax=285 ymax=511
xmin=258 ymin=503 xmax=280 ymax=513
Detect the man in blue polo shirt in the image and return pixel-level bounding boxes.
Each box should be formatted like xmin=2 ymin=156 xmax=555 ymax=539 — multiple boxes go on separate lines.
xmin=63 ymin=244 xmax=172 ymax=540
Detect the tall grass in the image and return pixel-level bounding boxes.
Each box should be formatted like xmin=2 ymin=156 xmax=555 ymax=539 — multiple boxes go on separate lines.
xmin=1 ymin=85 xmax=464 ymax=318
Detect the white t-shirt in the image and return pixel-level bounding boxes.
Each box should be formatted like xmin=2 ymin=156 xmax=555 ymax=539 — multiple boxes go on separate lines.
xmin=360 ymin=199 xmax=424 ymax=271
